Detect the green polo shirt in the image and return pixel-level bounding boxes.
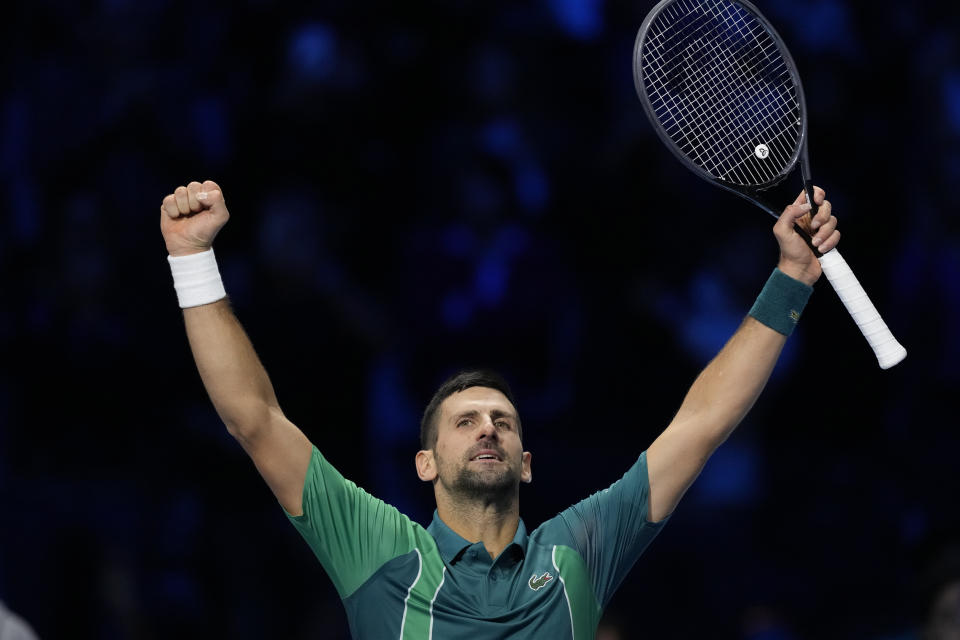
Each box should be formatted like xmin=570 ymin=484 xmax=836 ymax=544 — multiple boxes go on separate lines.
xmin=287 ymin=447 xmax=666 ymax=639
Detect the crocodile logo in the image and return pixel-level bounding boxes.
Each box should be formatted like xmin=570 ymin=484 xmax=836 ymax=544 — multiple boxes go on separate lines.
xmin=528 ymin=571 xmax=554 ymax=591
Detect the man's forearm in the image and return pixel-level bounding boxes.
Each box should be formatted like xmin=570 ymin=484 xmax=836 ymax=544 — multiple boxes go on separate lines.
xmin=671 ymin=316 xmax=785 ymax=446
xmin=183 ymin=298 xmax=280 ymax=435
xmin=646 ymin=316 xmax=786 ymax=522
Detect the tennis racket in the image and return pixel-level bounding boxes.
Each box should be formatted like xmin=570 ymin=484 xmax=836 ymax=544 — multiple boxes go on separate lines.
xmin=633 ymin=0 xmax=906 ymax=369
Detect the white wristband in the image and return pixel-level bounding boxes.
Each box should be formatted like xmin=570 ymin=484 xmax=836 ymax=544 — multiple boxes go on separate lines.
xmin=168 ymin=248 xmax=227 ymax=308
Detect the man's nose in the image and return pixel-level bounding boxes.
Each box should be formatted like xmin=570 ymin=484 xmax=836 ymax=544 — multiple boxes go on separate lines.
xmin=477 ymin=418 xmax=498 ymax=439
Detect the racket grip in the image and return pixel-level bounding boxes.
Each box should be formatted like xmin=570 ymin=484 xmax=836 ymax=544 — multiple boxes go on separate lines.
xmin=817 ymin=249 xmax=906 ymax=369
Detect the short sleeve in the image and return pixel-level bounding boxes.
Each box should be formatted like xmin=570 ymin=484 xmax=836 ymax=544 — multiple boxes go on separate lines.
xmin=537 ymin=451 xmax=668 ymax=609
xmin=285 ymin=446 xmax=417 ymax=599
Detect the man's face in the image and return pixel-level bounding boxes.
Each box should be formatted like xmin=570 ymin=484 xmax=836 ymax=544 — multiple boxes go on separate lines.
xmin=421 ymin=386 xmax=532 ymax=499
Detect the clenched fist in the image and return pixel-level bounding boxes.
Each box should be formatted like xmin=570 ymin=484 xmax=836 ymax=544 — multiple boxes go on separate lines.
xmin=160 ymin=180 xmax=230 ymax=257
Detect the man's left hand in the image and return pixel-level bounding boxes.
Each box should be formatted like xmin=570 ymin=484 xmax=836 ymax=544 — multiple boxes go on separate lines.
xmin=774 ymin=186 xmax=840 ymax=286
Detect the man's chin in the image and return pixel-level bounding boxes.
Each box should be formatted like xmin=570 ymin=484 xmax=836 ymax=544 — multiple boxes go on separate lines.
xmin=453 ymin=469 xmax=517 ymax=497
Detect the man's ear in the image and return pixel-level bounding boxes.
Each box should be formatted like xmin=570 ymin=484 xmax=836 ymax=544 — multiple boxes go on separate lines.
xmin=521 ymin=451 xmax=532 ymax=484
xmin=416 ymin=449 xmax=437 ymax=482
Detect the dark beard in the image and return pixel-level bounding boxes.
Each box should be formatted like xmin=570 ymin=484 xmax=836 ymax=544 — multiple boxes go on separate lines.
xmin=450 ymin=464 xmax=516 ymax=500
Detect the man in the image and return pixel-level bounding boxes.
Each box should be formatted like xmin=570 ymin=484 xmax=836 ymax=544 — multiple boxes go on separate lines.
xmin=160 ymin=179 xmax=839 ymax=638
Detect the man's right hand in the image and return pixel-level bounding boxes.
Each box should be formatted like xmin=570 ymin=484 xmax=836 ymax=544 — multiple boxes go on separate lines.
xmin=160 ymin=180 xmax=230 ymax=257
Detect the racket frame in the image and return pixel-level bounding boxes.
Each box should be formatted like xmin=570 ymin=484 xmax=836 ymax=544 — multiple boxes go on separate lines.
xmin=632 ymin=0 xmax=814 ymax=221
xmin=631 ymin=0 xmax=907 ymax=368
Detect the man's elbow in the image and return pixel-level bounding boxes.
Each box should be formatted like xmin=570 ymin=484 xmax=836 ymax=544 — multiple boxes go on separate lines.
xmin=221 ymin=402 xmax=278 ymax=445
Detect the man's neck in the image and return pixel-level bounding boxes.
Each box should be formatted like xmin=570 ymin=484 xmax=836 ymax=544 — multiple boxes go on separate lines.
xmin=435 ymin=492 xmax=520 ymax=560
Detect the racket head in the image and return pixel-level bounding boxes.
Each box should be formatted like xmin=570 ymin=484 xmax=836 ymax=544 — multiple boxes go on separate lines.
xmin=633 ymin=0 xmax=810 ymax=202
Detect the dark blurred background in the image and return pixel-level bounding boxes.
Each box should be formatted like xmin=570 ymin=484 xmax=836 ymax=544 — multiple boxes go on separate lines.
xmin=1 ymin=0 xmax=959 ymax=638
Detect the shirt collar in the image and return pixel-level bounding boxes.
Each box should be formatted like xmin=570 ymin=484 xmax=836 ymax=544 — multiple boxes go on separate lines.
xmin=427 ymin=510 xmax=529 ymax=564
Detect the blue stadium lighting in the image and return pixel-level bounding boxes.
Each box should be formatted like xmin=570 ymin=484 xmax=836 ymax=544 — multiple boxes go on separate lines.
xmin=288 ymin=22 xmax=338 ymax=81
xmin=548 ymin=0 xmax=605 ymax=40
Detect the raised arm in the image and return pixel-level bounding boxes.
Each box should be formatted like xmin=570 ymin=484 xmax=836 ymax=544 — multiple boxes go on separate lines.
xmin=160 ymin=180 xmax=312 ymax=515
xmin=645 ymin=188 xmax=840 ymax=523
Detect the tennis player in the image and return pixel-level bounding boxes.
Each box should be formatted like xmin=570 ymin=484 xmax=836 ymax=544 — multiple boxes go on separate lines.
xmin=161 ymin=179 xmax=839 ymax=638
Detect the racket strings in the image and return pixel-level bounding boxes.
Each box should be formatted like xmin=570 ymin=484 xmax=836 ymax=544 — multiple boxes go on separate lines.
xmin=647 ymin=5 xmax=798 ymax=184
xmin=683 ymin=25 xmax=795 ymax=175
xmin=644 ymin=1 xmax=796 ymax=179
xmin=647 ymin=3 xmax=796 ymax=181
xmin=639 ymin=0 xmax=802 ymax=187
xmin=666 ymin=26 xmax=788 ymax=177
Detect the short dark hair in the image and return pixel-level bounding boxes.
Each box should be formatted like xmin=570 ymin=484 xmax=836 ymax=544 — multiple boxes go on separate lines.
xmin=419 ymin=370 xmax=522 ymax=450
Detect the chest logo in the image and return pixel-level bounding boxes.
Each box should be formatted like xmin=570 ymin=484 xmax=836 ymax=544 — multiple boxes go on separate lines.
xmin=528 ymin=571 xmax=554 ymax=591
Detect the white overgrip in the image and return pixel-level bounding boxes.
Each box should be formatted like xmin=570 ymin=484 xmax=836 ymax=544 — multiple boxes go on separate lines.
xmin=818 ymin=248 xmax=907 ymax=369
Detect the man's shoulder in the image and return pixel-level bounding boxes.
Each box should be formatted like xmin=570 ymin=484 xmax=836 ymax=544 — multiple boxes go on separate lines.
xmin=528 ymin=511 xmax=580 ymax=551
xmin=526 ymin=453 xmax=654 ymax=543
